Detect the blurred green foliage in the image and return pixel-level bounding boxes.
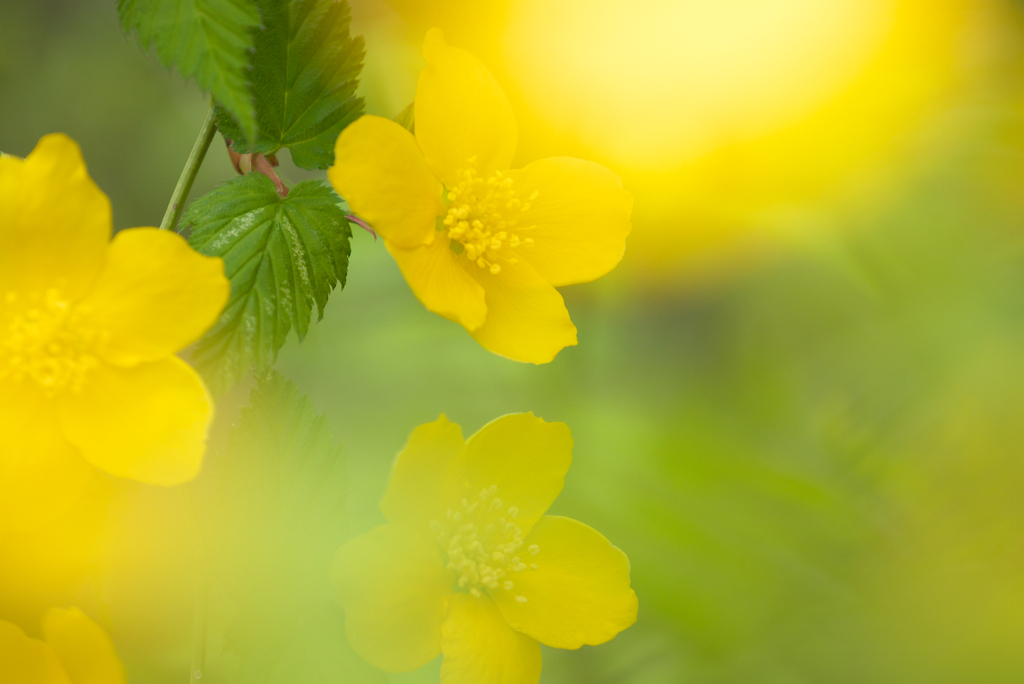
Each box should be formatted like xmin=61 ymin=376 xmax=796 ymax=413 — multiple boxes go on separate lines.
xmin=3 ymin=1 xmax=1024 ymax=683
xmin=202 ymin=373 xmax=386 ymax=684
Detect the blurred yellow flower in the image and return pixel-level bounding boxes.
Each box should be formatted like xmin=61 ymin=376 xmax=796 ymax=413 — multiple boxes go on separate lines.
xmin=383 ymin=0 xmax=1007 ymax=286
xmin=329 ymin=29 xmax=632 ymax=363
xmin=332 ymin=413 xmax=637 ymax=684
xmin=0 ymin=133 xmax=229 ymax=523
xmin=0 ymin=607 xmax=127 ymax=684
xmin=500 ymin=0 xmax=1007 ymax=286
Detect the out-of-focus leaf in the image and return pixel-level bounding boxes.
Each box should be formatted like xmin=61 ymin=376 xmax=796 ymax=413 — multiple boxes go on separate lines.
xmin=393 ymin=102 xmax=415 ymax=133
xmin=117 ymin=0 xmax=260 ymax=138
xmin=204 ymin=373 xmax=385 ymax=684
xmin=212 ymin=371 xmax=348 ymax=561
xmin=184 ymin=174 xmax=351 ymax=394
xmin=216 ymin=0 xmax=365 ymax=169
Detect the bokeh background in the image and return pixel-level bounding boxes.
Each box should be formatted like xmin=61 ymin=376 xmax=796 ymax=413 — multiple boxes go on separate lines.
xmin=3 ymin=0 xmax=1024 ymax=681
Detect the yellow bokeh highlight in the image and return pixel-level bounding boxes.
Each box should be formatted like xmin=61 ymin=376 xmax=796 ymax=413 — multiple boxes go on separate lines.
xmin=507 ymin=0 xmax=892 ymax=171
xmin=491 ymin=0 xmax=1017 ymax=283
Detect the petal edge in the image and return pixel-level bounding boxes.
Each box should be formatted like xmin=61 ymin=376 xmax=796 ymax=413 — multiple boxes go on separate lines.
xmin=415 ymin=29 xmax=517 ymax=188
xmin=463 ymin=413 xmax=572 ymax=538
xmin=332 ymin=524 xmax=453 ymax=673
xmin=506 ymin=157 xmax=632 ymax=287
xmin=42 ymin=607 xmax=127 ymax=684
xmin=380 ymin=415 xmax=466 ymax=531
xmin=56 ymin=357 xmax=213 ymax=486
xmin=387 ymin=239 xmax=488 ymax=332
xmin=467 ymin=261 xmax=576 ymax=364
xmin=329 ymin=115 xmax=444 ymax=250
xmin=492 ymin=516 xmax=637 ymax=650
xmin=0 ymin=619 xmax=69 ymax=684
xmin=0 ymin=134 xmax=111 ymax=301
xmin=79 ymin=228 xmax=229 ymax=366
xmin=440 ymin=594 xmax=541 ymax=684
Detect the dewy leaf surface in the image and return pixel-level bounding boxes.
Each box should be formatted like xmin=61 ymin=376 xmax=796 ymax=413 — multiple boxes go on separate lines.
xmin=217 ymin=0 xmax=365 ymax=169
xmin=203 ymin=373 xmax=386 ymax=684
xmin=118 ymin=0 xmax=260 ymax=138
xmin=184 ymin=174 xmax=351 ymax=393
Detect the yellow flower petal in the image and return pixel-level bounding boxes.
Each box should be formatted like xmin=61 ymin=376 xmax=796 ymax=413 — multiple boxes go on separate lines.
xmin=505 ymin=157 xmax=633 ymax=287
xmin=0 ymin=382 xmax=92 ymax=533
xmin=415 ymin=28 xmax=517 ymax=188
xmin=463 ymin=413 xmax=573 ymax=537
xmin=387 ymin=238 xmax=487 ymax=332
xmin=492 ymin=516 xmax=637 ymax=650
xmin=56 ymin=357 xmax=212 ymax=486
xmin=0 ymin=134 xmax=110 ymax=301
xmin=0 ymin=619 xmax=70 ymax=684
xmin=440 ymin=594 xmax=541 ymax=684
xmin=332 ymin=524 xmax=453 ymax=673
xmin=467 ymin=261 xmax=577 ymax=364
xmin=329 ymin=115 xmax=444 ymax=249
xmin=380 ymin=415 xmax=467 ymax=532
xmin=41 ymin=608 xmax=127 ymax=684
xmin=77 ymin=228 xmax=228 ymax=367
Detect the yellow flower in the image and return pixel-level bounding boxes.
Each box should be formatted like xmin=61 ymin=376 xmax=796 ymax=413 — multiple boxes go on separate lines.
xmin=332 ymin=413 xmax=638 ymax=684
xmin=0 ymin=607 xmax=127 ymax=684
xmin=328 ymin=29 xmax=632 ymax=364
xmin=0 ymin=134 xmax=229 ymax=522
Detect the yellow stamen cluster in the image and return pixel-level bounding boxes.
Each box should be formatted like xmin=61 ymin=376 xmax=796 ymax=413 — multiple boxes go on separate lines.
xmin=430 ymin=485 xmax=539 ymax=603
xmin=441 ymin=158 xmax=537 ymax=275
xmin=0 ymin=290 xmax=103 ymax=396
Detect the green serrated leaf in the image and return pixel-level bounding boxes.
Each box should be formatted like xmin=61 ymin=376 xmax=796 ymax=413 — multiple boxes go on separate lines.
xmin=184 ymin=174 xmax=351 ymax=393
xmin=393 ymin=102 xmax=415 ymax=133
xmin=204 ymin=373 xmax=384 ymax=684
xmin=118 ymin=0 xmax=260 ymax=139
xmin=217 ymin=0 xmax=365 ymax=169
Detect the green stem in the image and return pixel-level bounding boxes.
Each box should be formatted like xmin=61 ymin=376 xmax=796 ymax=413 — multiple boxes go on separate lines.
xmin=161 ymin=107 xmax=218 ymax=231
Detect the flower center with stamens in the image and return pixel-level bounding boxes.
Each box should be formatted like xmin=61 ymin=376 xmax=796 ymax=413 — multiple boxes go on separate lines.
xmin=430 ymin=485 xmax=540 ymax=603
xmin=0 ymin=289 xmax=102 ymax=396
xmin=441 ymin=158 xmax=537 ymax=275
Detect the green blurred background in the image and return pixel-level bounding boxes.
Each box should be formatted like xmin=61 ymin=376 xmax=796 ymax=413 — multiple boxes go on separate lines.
xmin=4 ymin=0 xmax=1024 ymax=682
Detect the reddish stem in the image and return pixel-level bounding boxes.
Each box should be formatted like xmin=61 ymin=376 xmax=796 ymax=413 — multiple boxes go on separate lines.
xmin=345 ymin=213 xmax=377 ymax=240
xmin=224 ymin=139 xmax=288 ymax=198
